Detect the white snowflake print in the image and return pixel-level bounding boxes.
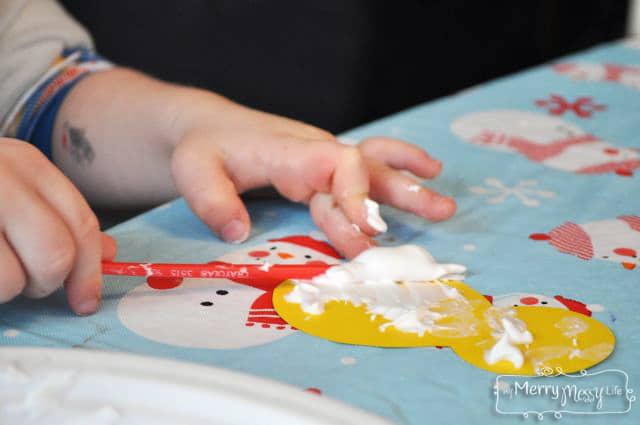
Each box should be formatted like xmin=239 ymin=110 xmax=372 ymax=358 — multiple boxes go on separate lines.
xmin=469 ymin=178 xmax=555 ymax=207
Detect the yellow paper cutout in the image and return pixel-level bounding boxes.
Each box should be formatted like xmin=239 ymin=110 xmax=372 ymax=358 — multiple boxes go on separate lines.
xmin=273 ymin=280 xmax=616 ymax=375
xmin=452 ymin=306 xmax=615 ymax=375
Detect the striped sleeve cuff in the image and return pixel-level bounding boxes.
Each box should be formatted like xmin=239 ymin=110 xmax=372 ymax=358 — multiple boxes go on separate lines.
xmin=1 ymin=47 xmax=112 ymax=159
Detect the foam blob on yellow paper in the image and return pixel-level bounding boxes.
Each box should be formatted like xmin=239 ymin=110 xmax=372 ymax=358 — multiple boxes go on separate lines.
xmin=274 ymin=280 xmax=615 ymax=375
xmin=452 ymin=306 xmax=615 ymax=375
xmin=273 ymin=279 xmax=493 ymax=347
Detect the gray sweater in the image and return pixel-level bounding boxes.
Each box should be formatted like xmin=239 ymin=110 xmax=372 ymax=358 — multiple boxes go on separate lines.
xmin=0 ymin=0 xmax=92 ymax=132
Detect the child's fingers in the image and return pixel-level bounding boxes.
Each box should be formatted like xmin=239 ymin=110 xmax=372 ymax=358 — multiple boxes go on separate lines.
xmin=172 ymin=139 xmax=251 ymax=243
xmin=41 ymin=200 xmax=102 ymax=316
xmin=368 ymin=161 xmax=456 ymax=222
xmin=3 ymin=143 xmax=103 ymax=314
xmin=309 ymin=193 xmax=376 ymax=259
xmin=266 ymin=137 xmax=328 ymax=203
xmin=101 ymin=233 xmax=118 ymax=261
xmin=0 ymin=235 xmax=27 ymax=303
xmin=2 ymin=188 xmax=76 ymax=301
xmin=332 ymin=147 xmax=385 ymax=235
xmin=25 ymin=165 xmax=104 ymax=315
xmin=359 ymin=137 xmax=442 ymax=179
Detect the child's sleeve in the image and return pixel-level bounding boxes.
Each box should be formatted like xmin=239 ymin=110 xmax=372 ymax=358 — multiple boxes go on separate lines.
xmin=0 ymin=0 xmax=112 ymax=159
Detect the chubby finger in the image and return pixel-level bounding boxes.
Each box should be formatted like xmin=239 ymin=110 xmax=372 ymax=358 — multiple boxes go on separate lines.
xmin=6 ymin=144 xmax=103 ymax=314
xmin=332 ymin=147 xmax=386 ymax=235
xmin=359 ymin=136 xmax=442 ymax=179
xmin=368 ymin=161 xmax=456 ymax=222
xmin=172 ymin=138 xmax=251 ymax=243
xmin=101 ymin=233 xmax=117 ymax=261
xmin=309 ymin=193 xmax=376 ymax=259
xmin=0 ymin=234 xmax=27 ymax=303
xmin=2 ymin=188 xmax=76 ymax=301
xmin=34 ymin=181 xmax=102 ymax=315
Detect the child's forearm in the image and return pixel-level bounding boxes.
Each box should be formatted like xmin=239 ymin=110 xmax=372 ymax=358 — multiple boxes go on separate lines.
xmin=52 ymin=67 xmax=228 ymax=208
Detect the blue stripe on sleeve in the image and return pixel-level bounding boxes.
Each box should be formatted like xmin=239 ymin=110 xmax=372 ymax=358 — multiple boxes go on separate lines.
xmin=18 ymin=75 xmax=88 ymax=160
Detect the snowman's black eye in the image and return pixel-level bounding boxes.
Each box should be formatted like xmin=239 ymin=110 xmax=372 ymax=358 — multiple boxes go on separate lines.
xmin=602 ymin=256 xmax=609 ymax=259
xmin=270 ymin=246 xmax=277 ymax=250
xmin=304 ymin=255 xmax=312 ymax=259
xmin=541 ymin=301 xmax=548 ymax=304
xmin=216 ymin=290 xmax=229 ymax=296
xmin=513 ymin=304 xmax=518 ymax=307
xmin=200 ymin=301 xmax=213 ymax=306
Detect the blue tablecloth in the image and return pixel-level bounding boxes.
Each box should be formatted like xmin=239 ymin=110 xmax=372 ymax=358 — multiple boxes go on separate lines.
xmin=2 ymin=39 xmax=639 ymax=424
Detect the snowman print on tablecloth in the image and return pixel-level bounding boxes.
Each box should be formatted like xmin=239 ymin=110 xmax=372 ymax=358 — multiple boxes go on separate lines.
xmin=530 ymin=215 xmax=640 ymax=270
xmin=450 ymin=110 xmax=640 ymax=176
xmin=553 ymin=62 xmax=640 ymax=91
xmin=117 ymin=235 xmax=342 ymax=349
xmin=485 ymin=293 xmax=603 ymax=317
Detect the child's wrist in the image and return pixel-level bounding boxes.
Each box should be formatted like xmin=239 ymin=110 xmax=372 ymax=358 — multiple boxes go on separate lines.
xmin=162 ymin=87 xmax=239 ymax=149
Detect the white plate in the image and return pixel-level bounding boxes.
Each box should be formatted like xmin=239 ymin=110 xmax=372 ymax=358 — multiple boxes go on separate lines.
xmin=0 ymin=348 xmax=392 ymax=425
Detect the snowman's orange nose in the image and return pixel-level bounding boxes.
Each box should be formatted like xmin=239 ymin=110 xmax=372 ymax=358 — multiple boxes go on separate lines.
xmin=622 ymin=262 xmax=636 ymax=270
xmin=278 ymin=252 xmax=294 ymax=259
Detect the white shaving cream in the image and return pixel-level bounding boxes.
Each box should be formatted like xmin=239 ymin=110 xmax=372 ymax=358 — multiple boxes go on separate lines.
xmin=363 ymin=198 xmax=388 ymax=233
xmin=483 ymin=312 xmax=533 ymax=368
xmin=286 ymin=245 xmax=535 ymax=368
xmin=259 ymin=262 xmax=273 ymax=272
xmin=286 ymin=245 xmax=468 ymax=336
xmin=0 ymin=366 xmax=121 ymax=424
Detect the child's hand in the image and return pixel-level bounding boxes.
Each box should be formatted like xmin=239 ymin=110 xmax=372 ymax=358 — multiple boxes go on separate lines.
xmin=169 ymin=93 xmax=456 ymax=257
xmin=53 ymin=69 xmax=455 ymax=259
xmin=0 ymin=138 xmax=116 ymax=313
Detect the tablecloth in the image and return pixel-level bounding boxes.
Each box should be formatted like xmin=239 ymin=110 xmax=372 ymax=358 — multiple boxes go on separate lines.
xmin=2 ymin=39 xmax=639 ymax=424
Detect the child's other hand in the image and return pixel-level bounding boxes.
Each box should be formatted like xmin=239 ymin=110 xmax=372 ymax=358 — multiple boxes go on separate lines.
xmin=0 ymin=138 xmax=116 ymax=313
xmin=170 ymin=94 xmax=455 ymax=258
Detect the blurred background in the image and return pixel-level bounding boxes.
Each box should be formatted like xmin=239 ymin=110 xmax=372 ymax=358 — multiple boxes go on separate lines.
xmin=61 ymin=1 xmax=635 ymax=134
